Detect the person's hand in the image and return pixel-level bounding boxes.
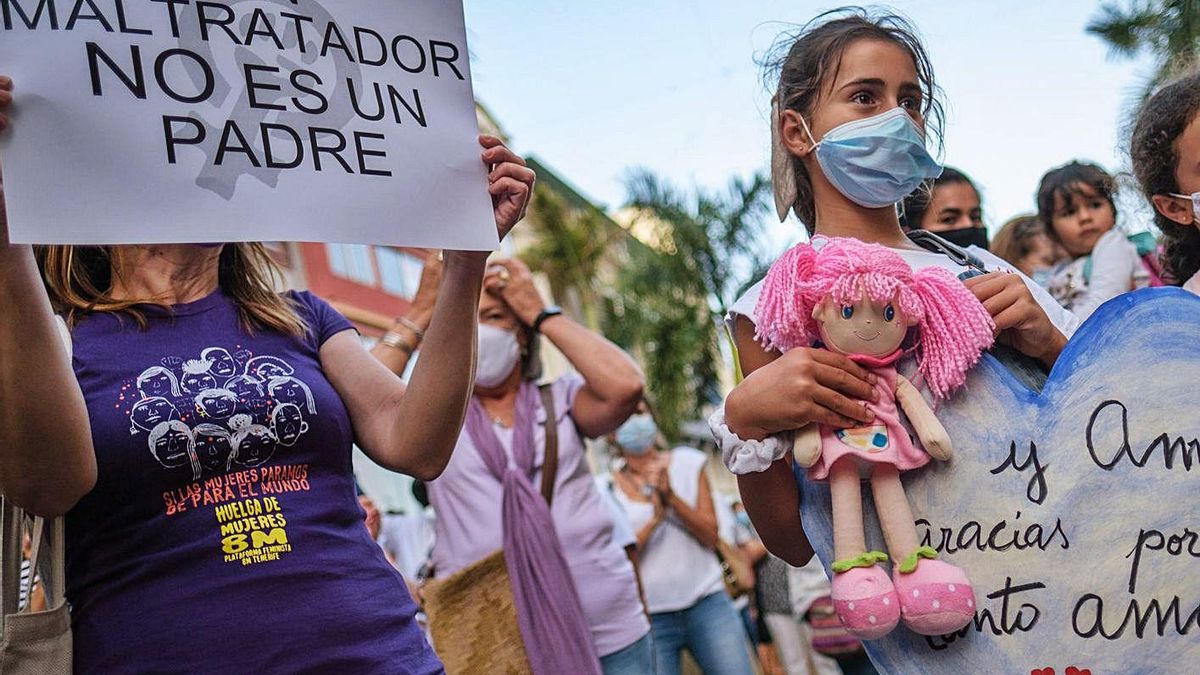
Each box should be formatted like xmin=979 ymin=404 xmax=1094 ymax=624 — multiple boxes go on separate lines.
xmin=480 ymin=135 xmax=534 ymax=241
xmin=408 ymin=250 xmax=444 ymax=316
xmin=0 ymin=75 xmax=11 ymax=132
xmin=725 ymin=347 xmax=878 ymax=440
xmin=655 ymin=466 xmax=674 ymax=505
xmin=650 ymin=485 xmax=666 ymax=520
xmin=964 ymin=272 xmax=1066 ymax=368
xmin=483 ymin=258 xmax=545 ymax=326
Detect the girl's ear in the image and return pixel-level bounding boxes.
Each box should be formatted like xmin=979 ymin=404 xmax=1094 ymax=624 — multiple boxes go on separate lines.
xmin=780 ymin=109 xmax=817 ymax=158
xmin=1150 ymin=194 xmax=1196 ymax=227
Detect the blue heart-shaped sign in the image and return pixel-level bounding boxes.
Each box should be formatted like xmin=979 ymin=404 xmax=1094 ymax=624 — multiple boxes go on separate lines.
xmin=798 ymin=288 xmax=1199 ymax=674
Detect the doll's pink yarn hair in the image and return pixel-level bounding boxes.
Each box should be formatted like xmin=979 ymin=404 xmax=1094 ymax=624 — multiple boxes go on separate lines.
xmin=754 ymin=237 xmax=995 ymax=400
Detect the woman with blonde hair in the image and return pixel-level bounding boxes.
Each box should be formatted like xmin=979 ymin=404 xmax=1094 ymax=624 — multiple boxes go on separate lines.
xmin=0 ymin=71 xmax=535 ymax=673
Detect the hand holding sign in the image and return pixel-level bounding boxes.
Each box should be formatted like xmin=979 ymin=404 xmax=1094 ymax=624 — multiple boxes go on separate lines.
xmin=965 ymin=272 xmax=1067 ymax=368
xmin=0 ymin=75 xmax=10 ymax=130
xmin=479 ymin=135 xmax=534 ymax=241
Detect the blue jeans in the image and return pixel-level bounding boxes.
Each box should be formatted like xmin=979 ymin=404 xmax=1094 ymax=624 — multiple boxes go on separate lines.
xmin=600 ymin=632 xmax=655 ymax=675
xmin=650 ymin=591 xmax=755 ymax=675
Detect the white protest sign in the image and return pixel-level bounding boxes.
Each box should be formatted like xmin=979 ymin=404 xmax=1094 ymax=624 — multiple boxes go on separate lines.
xmin=0 ymin=0 xmax=497 ymax=249
xmin=797 ymin=289 xmax=1200 ymax=674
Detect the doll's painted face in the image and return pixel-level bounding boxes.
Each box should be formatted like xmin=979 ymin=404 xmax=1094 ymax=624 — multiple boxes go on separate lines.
xmin=814 ymin=290 xmax=915 ymax=357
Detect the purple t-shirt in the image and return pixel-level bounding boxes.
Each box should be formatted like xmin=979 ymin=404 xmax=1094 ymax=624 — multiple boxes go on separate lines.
xmin=65 ymin=289 xmax=442 ymax=675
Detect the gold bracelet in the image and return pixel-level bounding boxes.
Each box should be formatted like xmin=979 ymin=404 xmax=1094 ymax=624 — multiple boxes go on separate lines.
xmin=381 ymin=331 xmax=415 ymax=353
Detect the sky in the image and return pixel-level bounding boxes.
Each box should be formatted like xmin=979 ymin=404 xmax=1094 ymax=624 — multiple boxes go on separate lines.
xmin=462 ymin=0 xmax=1157 ymax=251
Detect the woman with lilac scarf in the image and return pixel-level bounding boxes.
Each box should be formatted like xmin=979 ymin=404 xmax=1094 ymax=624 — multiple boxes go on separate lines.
xmin=377 ymin=257 xmax=651 ymax=674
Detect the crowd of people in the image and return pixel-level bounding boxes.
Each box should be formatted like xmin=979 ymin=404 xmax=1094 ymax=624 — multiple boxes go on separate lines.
xmin=2 ymin=5 xmax=1199 ymax=675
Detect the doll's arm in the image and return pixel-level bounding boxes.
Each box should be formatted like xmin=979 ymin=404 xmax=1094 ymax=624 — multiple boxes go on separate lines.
xmin=895 ymin=375 xmax=952 ymax=461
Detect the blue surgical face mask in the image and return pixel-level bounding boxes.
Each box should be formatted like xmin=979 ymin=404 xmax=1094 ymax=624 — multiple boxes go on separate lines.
xmin=800 ymin=107 xmax=943 ymax=209
xmin=615 ymin=414 xmax=657 ymax=456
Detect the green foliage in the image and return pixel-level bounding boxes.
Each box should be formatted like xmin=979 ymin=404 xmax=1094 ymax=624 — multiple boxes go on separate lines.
xmin=1087 ymin=0 xmax=1199 ymax=94
xmin=522 ymin=184 xmax=621 ymax=330
xmin=609 ymin=169 xmax=773 ymax=440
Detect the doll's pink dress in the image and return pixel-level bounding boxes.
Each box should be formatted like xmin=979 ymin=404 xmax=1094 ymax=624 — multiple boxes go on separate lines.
xmin=809 ymin=350 xmax=929 ymax=481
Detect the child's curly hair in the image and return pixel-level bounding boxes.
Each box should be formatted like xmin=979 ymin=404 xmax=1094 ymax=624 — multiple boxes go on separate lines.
xmin=754 ymin=237 xmax=994 ymax=400
xmin=1131 ymin=72 xmax=1200 ymax=284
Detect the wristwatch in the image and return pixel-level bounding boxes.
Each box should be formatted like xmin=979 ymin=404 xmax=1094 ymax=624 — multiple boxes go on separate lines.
xmin=532 ymin=306 xmax=563 ymax=333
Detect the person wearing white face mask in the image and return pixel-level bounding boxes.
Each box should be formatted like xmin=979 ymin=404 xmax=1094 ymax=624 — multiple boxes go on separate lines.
xmin=608 ymin=403 xmax=757 ymax=675
xmin=376 ymin=257 xmax=652 ymax=675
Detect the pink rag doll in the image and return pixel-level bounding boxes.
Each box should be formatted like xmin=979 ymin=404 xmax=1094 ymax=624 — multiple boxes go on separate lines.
xmin=754 ymin=237 xmax=995 ymax=639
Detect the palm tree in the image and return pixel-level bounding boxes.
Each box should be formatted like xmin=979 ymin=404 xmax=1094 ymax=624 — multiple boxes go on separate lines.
xmin=521 ymin=183 xmax=621 ymax=331
xmin=611 ymin=170 xmax=774 ymax=440
xmin=1087 ymin=1 xmax=1199 ymax=93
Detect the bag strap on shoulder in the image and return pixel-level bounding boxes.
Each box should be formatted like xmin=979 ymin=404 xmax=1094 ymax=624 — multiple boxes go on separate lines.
xmin=538 ymin=384 xmax=559 ymax=506
xmin=907 ymin=229 xmax=990 ymax=276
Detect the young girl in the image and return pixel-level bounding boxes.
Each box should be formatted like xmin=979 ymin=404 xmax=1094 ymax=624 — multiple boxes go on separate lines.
xmin=1036 ymin=160 xmax=1153 ymax=317
xmin=1131 ymin=72 xmax=1200 ymax=294
xmin=710 ymin=6 xmax=1077 ymax=621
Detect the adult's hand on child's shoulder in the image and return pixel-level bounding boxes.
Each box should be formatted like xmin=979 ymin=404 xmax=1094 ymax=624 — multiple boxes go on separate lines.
xmin=725 ymin=347 xmax=878 ymax=440
xmin=964 ymin=272 xmax=1067 ymax=369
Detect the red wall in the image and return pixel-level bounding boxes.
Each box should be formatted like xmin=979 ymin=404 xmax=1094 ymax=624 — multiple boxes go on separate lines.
xmin=297 ymin=243 xmax=414 ymax=335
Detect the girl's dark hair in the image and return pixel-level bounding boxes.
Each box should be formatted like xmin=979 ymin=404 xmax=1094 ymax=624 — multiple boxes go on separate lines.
xmin=989 ymin=215 xmax=1046 ymax=269
xmin=1130 ymin=72 xmax=1200 ymax=284
xmin=764 ymin=7 xmax=945 ymax=230
xmin=899 ymin=166 xmax=978 ymax=230
xmin=1035 ymin=160 xmax=1117 ymax=243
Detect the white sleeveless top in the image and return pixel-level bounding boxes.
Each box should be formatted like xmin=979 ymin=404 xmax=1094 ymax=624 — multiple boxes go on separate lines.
xmin=612 ymin=447 xmax=725 ymax=613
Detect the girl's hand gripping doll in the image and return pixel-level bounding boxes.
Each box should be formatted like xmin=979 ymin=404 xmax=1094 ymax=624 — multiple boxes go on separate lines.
xmin=754 ymin=236 xmax=995 ymax=639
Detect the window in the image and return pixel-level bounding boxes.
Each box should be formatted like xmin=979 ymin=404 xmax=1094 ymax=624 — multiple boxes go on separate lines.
xmin=327 ymin=244 xmax=377 ymax=285
xmin=375 ymin=248 xmax=423 ymax=297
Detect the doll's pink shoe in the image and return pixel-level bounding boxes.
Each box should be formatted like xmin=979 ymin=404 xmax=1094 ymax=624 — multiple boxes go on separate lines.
xmin=830 ymin=552 xmax=901 ymax=640
xmin=892 ymin=548 xmax=976 ymax=635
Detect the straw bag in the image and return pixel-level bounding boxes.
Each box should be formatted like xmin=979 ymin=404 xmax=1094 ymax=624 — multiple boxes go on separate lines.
xmin=715 ymin=538 xmax=755 ymax=599
xmin=1 ymin=502 xmax=71 ymax=675
xmin=423 ymin=385 xmax=558 ymax=675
